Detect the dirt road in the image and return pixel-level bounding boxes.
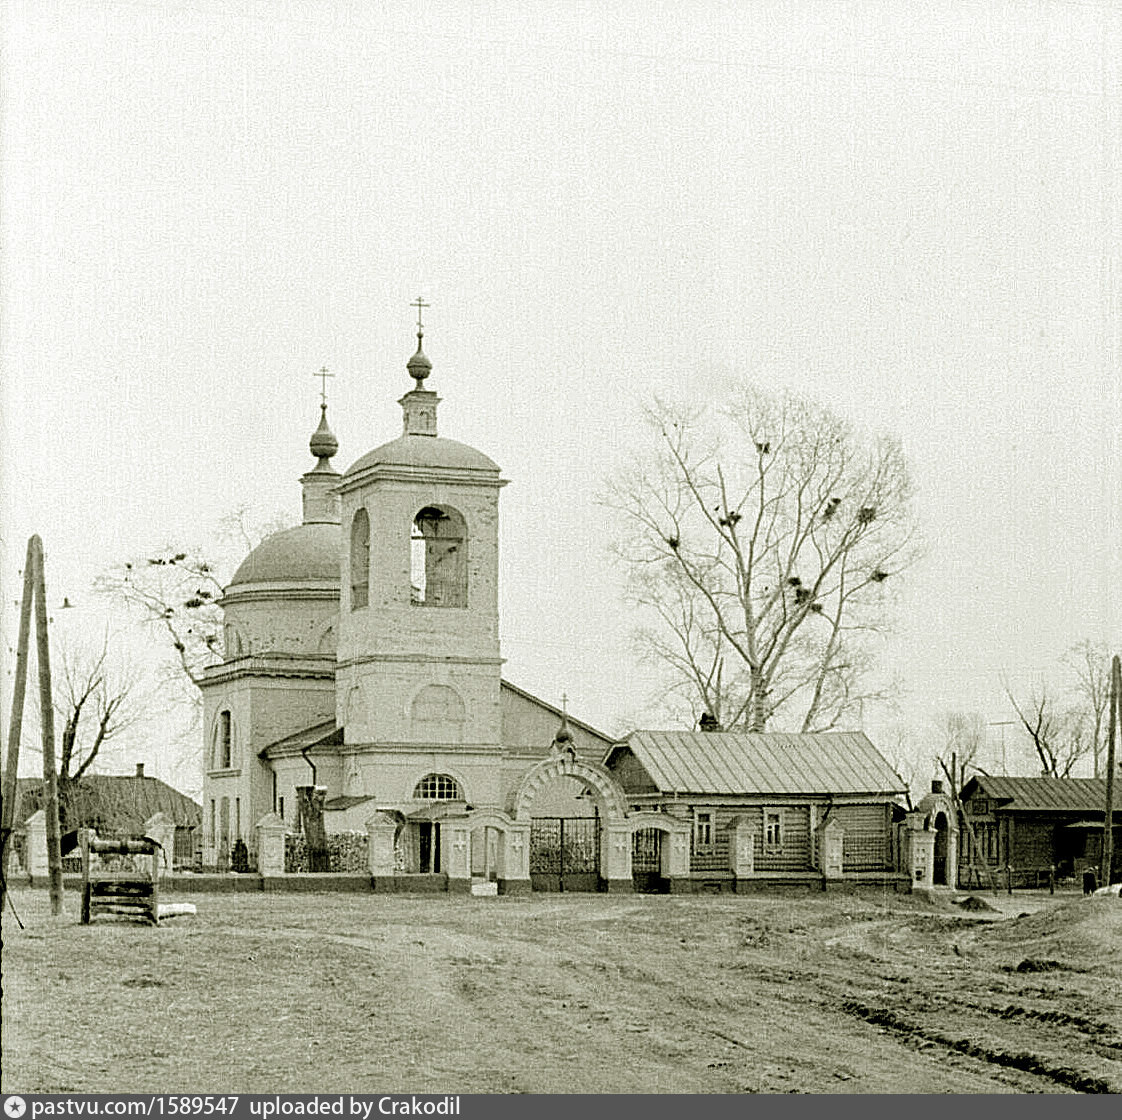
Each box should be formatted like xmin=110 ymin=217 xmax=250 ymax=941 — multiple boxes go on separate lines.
xmin=3 ymin=887 xmax=1119 ymax=1093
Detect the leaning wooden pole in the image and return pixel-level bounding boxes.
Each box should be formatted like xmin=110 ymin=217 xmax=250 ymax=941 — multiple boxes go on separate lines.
xmin=0 ymin=539 xmax=37 ymax=909
xmin=1102 ymin=654 xmax=1119 ymax=887
xmin=31 ymin=537 xmax=64 ymax=915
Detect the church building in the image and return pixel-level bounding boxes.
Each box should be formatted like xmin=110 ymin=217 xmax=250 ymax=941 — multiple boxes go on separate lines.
xmin=200 ymin=319 xmax=628 ymax=892
xmin=199 ymin=317 xmax=912 ymax=895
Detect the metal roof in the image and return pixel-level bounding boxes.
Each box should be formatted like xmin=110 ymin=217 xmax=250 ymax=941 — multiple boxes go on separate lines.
xmin=13 ymin=775 xmax=201 ymax=830
xmin=967 ymin=775 xmax=1115 ymax=813
xmin=612 ymin=730 xmax=906 ymax=796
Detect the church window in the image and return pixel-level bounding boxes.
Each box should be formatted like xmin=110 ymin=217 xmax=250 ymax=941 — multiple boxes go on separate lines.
xmin=413 ymin=773 xmax=462 ymax=800
xmin=215 ymin=710 xmax=233 ymax=769
xmin=351 ymin=508 xmax=370 ymax=609
xmin=410 ymin=506 xmax=467 ymax=608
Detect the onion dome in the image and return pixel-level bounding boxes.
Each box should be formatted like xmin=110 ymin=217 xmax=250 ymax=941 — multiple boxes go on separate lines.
xmin=309 ymin=404 xmax=339 ymax=462
xmin=406 ymin=332 xmax=432 ymax=386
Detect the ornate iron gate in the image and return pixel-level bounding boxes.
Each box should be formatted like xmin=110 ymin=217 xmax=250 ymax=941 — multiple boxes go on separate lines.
xmin=632 ymin=827 xmax=667 ymax=893
xmin=530 ymin=817 xmax=601 ymax=891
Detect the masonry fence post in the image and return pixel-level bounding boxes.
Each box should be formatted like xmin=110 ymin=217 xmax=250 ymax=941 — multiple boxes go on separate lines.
xmin=143 ymin=812 xmax=175 ymax=878
xmin=256 ymin=812 xmax=288 ymax=878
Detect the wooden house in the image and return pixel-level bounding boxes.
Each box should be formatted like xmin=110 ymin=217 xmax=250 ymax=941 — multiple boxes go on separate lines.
xmin=604 ymin=730 xmax=909 ymax=890
xmin=958 ymin=775 xmax=1121 ymax=888
xmin=10 ymin=764 xmax=202 ymax=871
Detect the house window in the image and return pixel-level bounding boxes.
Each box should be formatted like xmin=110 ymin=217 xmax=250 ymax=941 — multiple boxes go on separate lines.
xmin=216 ymin=710 xmax=233 ymax=769
xmin=351 ymin=508 xmax=370 ymax=609
xmin=235 ymin=797 xmax=241 ymax=839
xmin=413 ymin=773 xmax=462 ymax=800
xmin=972 ymin=798 xmax=989 ymax=816
xmin=694 ymin=811 xmax=713 ymax=851
xmin=765 ymin=810 xmax=783 ymax=849
xmin=411 ymin=506 xmax=467 ymax=608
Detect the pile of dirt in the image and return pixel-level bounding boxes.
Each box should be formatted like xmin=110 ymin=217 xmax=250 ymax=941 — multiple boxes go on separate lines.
xmin=978 ymin=896 xmax=1122 ymax=972
xmin=954 ymin=895 xmax=999 ymax=913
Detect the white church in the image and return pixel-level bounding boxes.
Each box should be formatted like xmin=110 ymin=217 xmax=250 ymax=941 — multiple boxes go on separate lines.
xmin=199 ymin=318 xmax=650 ymax=893
xmin=198 ymin=318 xmax=921 ymax=896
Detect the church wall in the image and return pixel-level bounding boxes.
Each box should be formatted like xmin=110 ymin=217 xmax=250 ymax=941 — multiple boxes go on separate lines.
xmin=271 ymin=754 xmax=344 ymax=830
xmin=223 ymin=594 xmax=338 ymax=659
xmin=346 ymin=750 xmax=504 ymax=809
xmin=499 ymin=684 xmax=612 ymax=760
xmin=340 ymin=663 xmax=501 ymax=749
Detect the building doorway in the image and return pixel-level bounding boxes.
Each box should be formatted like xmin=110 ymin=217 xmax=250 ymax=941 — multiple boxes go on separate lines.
xmin=632 ymin=828 xmax=667 ymax=893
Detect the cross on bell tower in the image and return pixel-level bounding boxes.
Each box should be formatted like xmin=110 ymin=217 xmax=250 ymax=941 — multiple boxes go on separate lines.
xmin=402 ymin=298 xmax=439 ymax=436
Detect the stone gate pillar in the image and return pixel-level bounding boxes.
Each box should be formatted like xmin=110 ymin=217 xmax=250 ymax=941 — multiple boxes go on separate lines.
xmin=444 ymin=823 xmax=472 ymax=894
xmin=819 ymin=817 xmax=845 ymax=881
xmin=501 ymin=822 xmax=532 ymax=895
xmin=665 ymin=828 xmax=692 ymax=893
xmin=26 ymin=810 xmax=48 ymax=882
xmin=366 ymin=813 xmax=400 ymax=891
xmin=602 ymin=823 xmax=632 ymax=893
xmin=255 ymin=812 xmax=287 ymax=878
xmin=728 ymin=815 xmax=755 ymax=891
xmin=143 ymin=812 xmax=175 ymax=878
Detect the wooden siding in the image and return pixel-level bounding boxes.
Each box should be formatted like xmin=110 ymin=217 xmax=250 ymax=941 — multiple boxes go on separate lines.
xmin=832 ymin=803 xmax=891 ymax=871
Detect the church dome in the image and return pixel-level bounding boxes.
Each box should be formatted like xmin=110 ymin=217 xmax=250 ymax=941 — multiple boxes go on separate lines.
xmin=343 ymin=434 xmax=500 ymax=477
xmin=228 ymin=523 xmax=341 ymax=588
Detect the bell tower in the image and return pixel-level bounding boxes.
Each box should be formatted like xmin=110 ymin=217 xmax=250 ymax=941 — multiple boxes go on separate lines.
xmin=335 ymin=308 xmax=507 ymax=804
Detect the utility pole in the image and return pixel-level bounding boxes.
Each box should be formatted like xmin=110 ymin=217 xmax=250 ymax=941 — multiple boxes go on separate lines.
xmin=1102 ymin=654 xmax=1118 ymax=887
xmin=0 ymin=539 xmax=37 ymax=909
xmin=32 ymin=536 xmax=65 ymax=915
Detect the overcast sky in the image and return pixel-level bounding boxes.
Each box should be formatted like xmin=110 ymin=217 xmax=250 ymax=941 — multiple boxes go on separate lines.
xmin=2 ymin=0 xmax=1119 ymax=788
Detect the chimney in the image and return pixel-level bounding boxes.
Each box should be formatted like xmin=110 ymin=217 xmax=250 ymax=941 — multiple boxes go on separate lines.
xmin=135 ymin=762 xmax=145 ymax=779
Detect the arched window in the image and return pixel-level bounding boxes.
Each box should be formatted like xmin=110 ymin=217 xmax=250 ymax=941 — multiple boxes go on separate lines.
xmin=350 ymin=508 xmax=370 ymax=609
xmin=215 ymin=710 xmax=233 ymax=769
xmin=413 ymin=773 xmax=462 ymax=800
xmin=410 ymin=506 xmax=467 ymax=608
xmin=224 ymin=623 xmax=245 ymax=659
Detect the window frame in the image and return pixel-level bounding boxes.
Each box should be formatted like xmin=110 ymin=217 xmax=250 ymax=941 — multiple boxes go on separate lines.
xmin=413 ymin=773 xmax=463 ymax=801
xmin=693 ymin=809 xmax=714 ymax=851
xmin=763 ymin=808 xmax=783 ymax=851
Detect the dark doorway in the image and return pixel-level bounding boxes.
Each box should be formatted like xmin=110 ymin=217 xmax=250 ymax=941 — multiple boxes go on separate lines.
xmin=632 ymin=828 xmax=668 ymax=893
xmin=418 ymin=822 xmax=440 ymax=873
xmin=933 ymin=812 xmax=948 ymax=886
xmin=530 ymin=817 xmax=600 ymax=891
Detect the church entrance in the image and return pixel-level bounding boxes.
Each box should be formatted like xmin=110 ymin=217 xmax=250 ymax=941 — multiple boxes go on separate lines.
xmin=530 ymin=816 xmax=601 ymax=892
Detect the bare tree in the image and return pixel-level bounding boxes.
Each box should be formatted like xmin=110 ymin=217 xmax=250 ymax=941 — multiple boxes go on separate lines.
xmin=1063 ymin=639 xmax=1111 ymax=778
xmin=935 ymin=710 xmax=987 ymax=797
xmin=29 ymin=634 xmax=145 ymax=830
xmin=1005 ymin=680 xmax=1091 ymax=778
xmin=606 ymin=386 xmax=920 ymax=732
xmin=93 ymin=505 xmax=292 ymax=702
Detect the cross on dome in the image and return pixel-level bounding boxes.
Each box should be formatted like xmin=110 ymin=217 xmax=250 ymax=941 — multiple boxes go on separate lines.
xmin=407 ymin=297 xmax=433 ymax=387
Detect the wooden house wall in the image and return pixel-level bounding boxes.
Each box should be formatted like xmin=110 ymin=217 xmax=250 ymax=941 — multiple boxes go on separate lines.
xmin=666 ymin=803 xmax=815 ymax=873
xmin=1008 ymin=817 xmax=1055 ymax=870
xmin=832 ymin=803 xmax=892 ymax=871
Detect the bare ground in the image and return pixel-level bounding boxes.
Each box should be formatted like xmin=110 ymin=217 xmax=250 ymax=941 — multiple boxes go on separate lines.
xmin=2 ymin=886 xmax=1120 ymax=1094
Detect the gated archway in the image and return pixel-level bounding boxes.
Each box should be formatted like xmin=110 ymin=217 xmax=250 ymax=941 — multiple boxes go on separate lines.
xmin=626 ymin=812 xmax=692 ymax=893
xmin=511 ymin=753 xmax=630 ymax=892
